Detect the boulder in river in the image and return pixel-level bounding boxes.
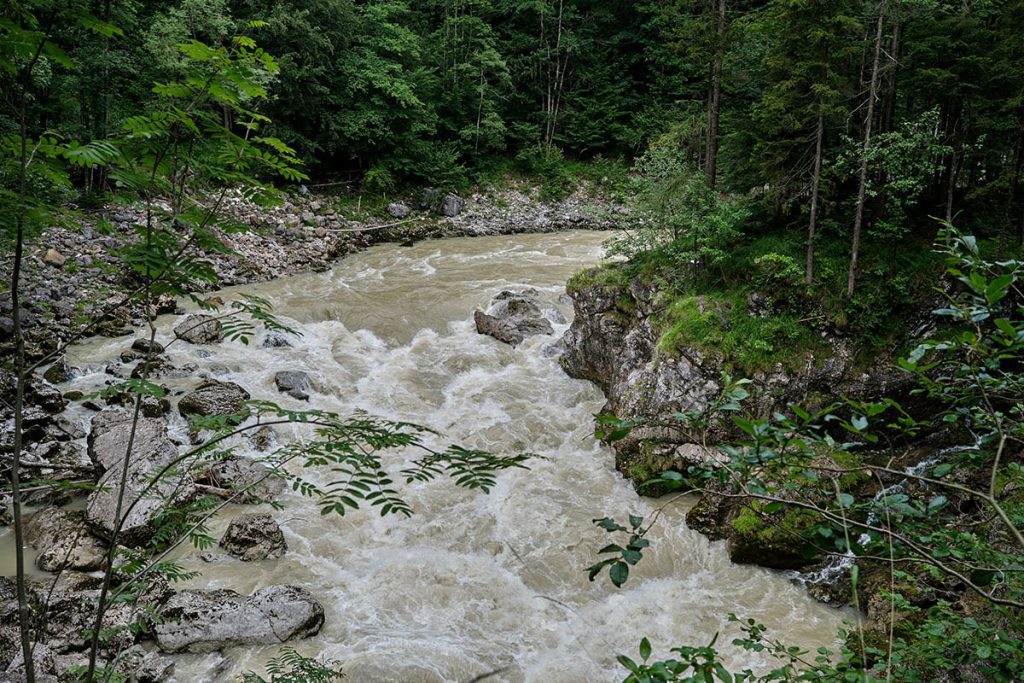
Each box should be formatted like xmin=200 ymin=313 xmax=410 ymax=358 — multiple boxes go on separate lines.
xmin=173 ymin=314 xmax=223 ymax=344
xmin=42 ymin=356 xmax=72 ymax=384
xmin=178 ymin=380 xmax=250 ymax=420
xmin=219 ymin=513 xmax=287 ymax=561
xmin=273 ymin=370 xmax=311 ymax=401
xmin=262 ymin=331 xmax=292 ymax=348
xmin=26 ymin=507 xmax=107 ymax=572
xmin=474 ymin=289 xmax=555 ymax=347
xmin=85 ymin=410 xmax=195 ymax=546
xmin=131 ymin=357 xmax=198 ymax=380
xmin=153 ymin=585 xmax=324 ymax=653
xmin=132 ymin=337 xmax=165 ymax=355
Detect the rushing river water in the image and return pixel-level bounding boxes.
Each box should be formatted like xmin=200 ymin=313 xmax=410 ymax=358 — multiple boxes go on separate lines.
xmin=32 ymin=230 xmax=846 ymax=681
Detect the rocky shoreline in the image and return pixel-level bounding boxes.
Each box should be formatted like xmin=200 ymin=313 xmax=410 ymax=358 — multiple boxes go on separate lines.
xmin=0 ymin=183 xmax=621 ymax=682
xmin=2 ymin=180 xmax=622 ymax=364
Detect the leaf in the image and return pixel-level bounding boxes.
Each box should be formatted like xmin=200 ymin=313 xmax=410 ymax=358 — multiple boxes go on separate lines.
xmin=836 ymin=492 xmax=855 ymax=509
xmin=639 ymin=637 xmax=652 ymax=661
xmin=609 ymin=561 xmax=629 ymax=587
xmin=616 ymin=655 xmax=639 ymax=673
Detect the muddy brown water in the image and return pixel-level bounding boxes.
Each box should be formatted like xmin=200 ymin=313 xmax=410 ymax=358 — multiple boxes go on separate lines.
xmin=9 ymin=231 xmax=848 ymax=682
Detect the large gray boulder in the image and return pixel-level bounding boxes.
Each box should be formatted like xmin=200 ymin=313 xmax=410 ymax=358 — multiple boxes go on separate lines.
xmin=25 ymin=507 xmax=107 ymax=572
xmin=85 ymin=410 xmax=194 ymax=546
xmin=474 ymin=289 xmax=555 ymax=347
xmin=273 ymin=370 xmax=310 ymax=401
xmin=173 ymin=314 xmax=223 ymax=344
xmin=219 ymin=513 xmax=287 ymax=561
xmin=178 ymin=380 xmax=250 ymax=419
xmin=154 ymin=585 xmax=324 ymax=653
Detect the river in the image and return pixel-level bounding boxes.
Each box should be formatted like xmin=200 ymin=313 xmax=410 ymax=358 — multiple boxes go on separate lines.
xmin=43 ymin=230 xmax=846 ymax=681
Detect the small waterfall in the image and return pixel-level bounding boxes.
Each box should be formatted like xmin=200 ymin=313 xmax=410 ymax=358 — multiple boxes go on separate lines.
xmin=791 ymin=442 xmax=978 ymax=589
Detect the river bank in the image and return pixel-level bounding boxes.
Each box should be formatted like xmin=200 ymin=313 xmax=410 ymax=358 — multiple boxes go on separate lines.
xmin=1 ymin=180 xmax=624 ymax=364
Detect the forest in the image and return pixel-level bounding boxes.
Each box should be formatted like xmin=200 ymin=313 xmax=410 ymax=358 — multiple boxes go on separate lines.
xmin=2 ymin=0 xmax=1024 ymax=681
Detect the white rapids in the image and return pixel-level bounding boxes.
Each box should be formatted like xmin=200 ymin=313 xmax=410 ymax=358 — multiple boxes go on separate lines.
xmin=49 ymin=230 xmax=847 ymax=682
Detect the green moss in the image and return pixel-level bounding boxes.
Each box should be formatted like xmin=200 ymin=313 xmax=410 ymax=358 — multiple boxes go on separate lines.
xmin=730 ymin=504 xmax=818 ymax=548
xmin=567 ymin=263 xmax=630 ymax=292
xmin=654 ymin=291 xmax=824 ymax=375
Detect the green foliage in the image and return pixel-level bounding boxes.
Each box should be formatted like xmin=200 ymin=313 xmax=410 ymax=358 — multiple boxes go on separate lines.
xmin=607 ymin=132 xmax=746 ymax=269
xmin=594 ymin=227 xmax=1024 ymax=681
xmin=586 ymin=514 xmax=651 ymax=587
xmin=242 ymin=647 xmax=344 ymax=683
xmin=655 ymin=293 xmax=823 ymax=374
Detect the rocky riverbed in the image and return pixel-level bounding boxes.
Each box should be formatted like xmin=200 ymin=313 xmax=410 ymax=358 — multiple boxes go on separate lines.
xmin=2 ymin=181 xmax=623 ymax=363
xmin=0 ymin=185 xmax=625 ymax=682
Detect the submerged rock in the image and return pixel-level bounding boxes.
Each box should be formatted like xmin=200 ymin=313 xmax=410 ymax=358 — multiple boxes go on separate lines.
xmin=196 ymin=453 xmax=284 ymax=503
xmin=219 ymin=513 xmax=287 ymax=561
xmin=173 ymin=314 xmax=223 ymax=344
xmin=154 ymin=585 xmax=324 ymax=653
xmin=474 ymin=289 xmax=555 ymax=347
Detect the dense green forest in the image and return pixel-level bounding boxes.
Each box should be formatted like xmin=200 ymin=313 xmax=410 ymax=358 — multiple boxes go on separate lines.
xmin=3 ymin=1 xmax=1024 ymax=682
xmin=5 ymin=0 xmax=1024 ymax=306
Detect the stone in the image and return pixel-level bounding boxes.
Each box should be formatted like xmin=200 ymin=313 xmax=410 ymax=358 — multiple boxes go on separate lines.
xmin=153 ymin=585 xmax=324 ymax=653
xmin=131 ymin=338 xmax=165 ymax=355
xmin=249 ymin=426 xmax=277 ymax=452
xmin=441 ymin=193 xmax=464 ymax=217
xmin=262 ymin=331 xmax=292 ymax=348
xmin=140 ymin=394 xmax=171 ymax=418
xmin=132 ymin=357 xmax=198 ymax=380
xmin=746 ymin=291 xmax=771 ymax=318
xmin=178 ymin=380 xmax=250 ymax=420
xmin=197 ymin=454 xmax=284 ymax=503
xmin=473 ymin=290 xmax=555 ymax=347
xmin=173 ymin=314 xmax=223 ymax=344
xmin=115 ymin=646 xmax=175 ymax=683
xmin=25 ymin=508 xmax=107 ymax=572
xmin=85 ymin=410 xmax=194 ymax=546
xmin=273 ymin=370 xmax=311 ymax=401
xmin=43 ymin=248 xmax=66 ymax=267
xmin=42 ymin=356 xmax=72 ymax=384
xmin=387 ymin=202 xmax=412 ymax=218
xmin=219 ymin=513 xmax=287 ymax=561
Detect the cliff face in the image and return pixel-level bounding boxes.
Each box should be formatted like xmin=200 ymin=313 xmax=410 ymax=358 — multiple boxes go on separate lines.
xmin=559 ymin=268 xmax=923 ymax=571
xmin=561 ymin=271 xmax=913 ymax=476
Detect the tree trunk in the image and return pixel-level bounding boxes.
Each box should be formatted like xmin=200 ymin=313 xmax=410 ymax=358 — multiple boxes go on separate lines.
xmin=847 ymin=0 xmax=888 ymax=298
xmin=705 ymin=0 xmax=726 ymax=188
xmin=1007 ymin=116 xmax=1023 ymax=245
xmin=945 ymin=149 xmax=960 ymax=223
xmin=12 ymin=91 xmax=36 ymax=683
xmin=807 ymin=107 xmax=825 ymax=284
xmin=880 ymin=7 xmax=900 ymax=136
